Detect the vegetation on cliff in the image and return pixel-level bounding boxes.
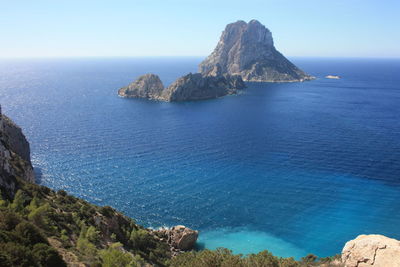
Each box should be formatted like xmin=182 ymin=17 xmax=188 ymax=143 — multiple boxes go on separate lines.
xmin=0 ymin=177 xmax=171 ymax=266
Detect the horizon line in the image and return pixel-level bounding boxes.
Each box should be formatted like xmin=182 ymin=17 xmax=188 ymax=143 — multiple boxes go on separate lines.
xmin=1 ymin=55 xmax=400 ymax=60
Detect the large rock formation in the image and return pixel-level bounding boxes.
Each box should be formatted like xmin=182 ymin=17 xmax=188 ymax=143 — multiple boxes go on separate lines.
xmin=118 ymin=72 xmax=245 ymax=102
xmin=0 ymin=106 xmax=35 ymax=198
xmin=199 ymin=20 xmax=313 ymax=82
xmin=342 ymin=234 xmax=400 ymax=267
xmin=118 ymin=73 xmax=165 ymax=100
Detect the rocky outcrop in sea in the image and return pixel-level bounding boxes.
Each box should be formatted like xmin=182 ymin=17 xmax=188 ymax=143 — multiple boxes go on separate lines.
xmin=199 ymin=20 xmax=314 ymax=82
xmin=118 ymin=73 xmax=165 ymax=100
xmin=118 ymin=72 xmax=245 ymax=102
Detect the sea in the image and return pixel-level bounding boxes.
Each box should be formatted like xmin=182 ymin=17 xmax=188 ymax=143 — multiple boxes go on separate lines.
xmin=0 ymin=57 xmax=399 ymax=259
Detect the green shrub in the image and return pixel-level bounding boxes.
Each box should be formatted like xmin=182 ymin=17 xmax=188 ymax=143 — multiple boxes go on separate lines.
xmin=86 ymin=226 xmax=100 ymax=244
xmin=129 ymin=229 xmax=153 ymax=251
xmin=14 ymin=222 xmax=48 ymax=246
xmin=100 ymin=206 xmax=114 ymax=218
xmin=0 ymin=210 xmax=22 ymax=231
xmin=99 ymin=243 xmax=133 ymax=267
xmin=0 ymin=242 xmax=35 ymax=267
xmin=31 ymin=243 xmax=67 ymax=267
xmin=77 ymin=237 xmax=97 ymax=257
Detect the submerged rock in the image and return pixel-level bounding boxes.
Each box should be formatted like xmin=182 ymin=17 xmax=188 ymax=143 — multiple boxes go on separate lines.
xmin=342 ymin=234 xmax=400 ymax=267
xmin=118 ymin=73 xmax=165 ymax=100
xmin=199 ymin=19 xmax=314 ymax=82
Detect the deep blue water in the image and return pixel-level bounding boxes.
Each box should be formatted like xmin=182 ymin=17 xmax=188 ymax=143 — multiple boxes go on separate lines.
xmin=1 ymin=57 xmax=400 ymax=258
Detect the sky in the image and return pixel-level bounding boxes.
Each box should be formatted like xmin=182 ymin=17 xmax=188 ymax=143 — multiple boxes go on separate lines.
xmin=1 ymin=0 xmax=399 ymax=58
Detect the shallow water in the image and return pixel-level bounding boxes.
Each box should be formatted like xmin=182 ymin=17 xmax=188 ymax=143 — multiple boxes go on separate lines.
xmin=1 ymin=57 xmax=400 ymax=258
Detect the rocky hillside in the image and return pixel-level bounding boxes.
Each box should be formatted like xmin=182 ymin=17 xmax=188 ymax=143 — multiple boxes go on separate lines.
xmin=199 ymin=20 xmax=314 ymax=82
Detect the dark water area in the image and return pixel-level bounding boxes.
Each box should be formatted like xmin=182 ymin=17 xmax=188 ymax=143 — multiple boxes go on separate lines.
xmin=1 ymin=57 xmax=399 ymax=258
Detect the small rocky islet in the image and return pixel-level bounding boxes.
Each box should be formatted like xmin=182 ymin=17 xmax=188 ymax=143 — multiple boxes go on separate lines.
xmin=118 ymin=19 xmax=314 ymax=102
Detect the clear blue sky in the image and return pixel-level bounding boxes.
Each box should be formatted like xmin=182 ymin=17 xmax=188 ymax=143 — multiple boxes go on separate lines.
xmin=1 ymin=0 xmax=399 ymax=58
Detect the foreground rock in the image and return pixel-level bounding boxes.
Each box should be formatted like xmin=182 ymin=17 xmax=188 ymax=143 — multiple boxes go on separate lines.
xmin=118 ymin=72 xmax=245 ymax=102
xmin=155 ymin=225 xmax=198 ymax=256
xmin=199 ymin=20 xmax=314 ymax=82
xmin=342 ymin=234 xmax=400 ymax=267
xmin=118 ymin=73 xmax=165 ymax=100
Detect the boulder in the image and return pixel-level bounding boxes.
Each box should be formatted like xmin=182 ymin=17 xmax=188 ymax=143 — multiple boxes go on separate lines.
xmin=167 ymin=225 xmax=198 ymax=251
xmin=342 ymin=234 xmax=400 ymax=267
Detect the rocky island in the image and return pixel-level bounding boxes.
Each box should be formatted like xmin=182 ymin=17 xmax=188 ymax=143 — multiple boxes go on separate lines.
xmin=118 ymin=72 xmax=245 ymax=102
xmin=199 ymin=20 xmax=314 ymax=82
xmin=118 ymin=19 xmax=315 ymax=102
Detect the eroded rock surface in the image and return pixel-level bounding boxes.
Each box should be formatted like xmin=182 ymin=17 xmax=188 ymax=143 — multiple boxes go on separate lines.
xmin=342 ymin=234 xmax=400 ymax=267
xmin=199 ymin=19 xmax=314 ymax=82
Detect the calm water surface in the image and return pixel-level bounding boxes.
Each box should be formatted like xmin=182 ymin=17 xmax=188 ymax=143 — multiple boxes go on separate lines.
xmin=1 ymin=57 xmax=399 ymax=258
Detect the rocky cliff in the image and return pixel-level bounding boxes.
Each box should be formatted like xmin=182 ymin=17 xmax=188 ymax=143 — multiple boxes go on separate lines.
xmin=118 ymin=73 xmax=165 ymax=100
xmin=0 ymin=105 xmax=34 ymax=198
xmin=118 ymin=72 xmax=245 ymax=102
xmin=199 ymin=20 xmax=314 ymax=82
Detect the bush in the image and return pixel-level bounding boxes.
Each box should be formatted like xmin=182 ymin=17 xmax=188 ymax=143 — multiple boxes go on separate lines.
xmin=76 ymin=237 xmax=97 ymax=257
xmin=100 ymin=206 xmax=114 ymax=218
xmin=129 ymin=229 xmax=153 ymax=251
xmin=0 ymin=242 xmax=35 ymax=267
xmin=86 ymin=226 xmax=100 ymax=244
xmin=31 ymin=243 xmax=67 ymax=267
xmin=14 ymin=222 xmax=48 ymax=246
xmin=99 ymin=243 xmax=133 ymax=267
xmin=0 ymin=210 xmax=22 ymax=231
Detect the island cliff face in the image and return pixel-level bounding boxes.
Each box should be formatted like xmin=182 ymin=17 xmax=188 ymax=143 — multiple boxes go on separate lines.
xmin=199 ymin=20 xmax=314 ymax=82
xmin=118 ymin=72 xmax=245 ymax=102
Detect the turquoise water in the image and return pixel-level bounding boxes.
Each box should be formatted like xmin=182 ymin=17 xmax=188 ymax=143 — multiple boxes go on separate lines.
xmin=0 ymin=57 xmax=400 ymax=258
